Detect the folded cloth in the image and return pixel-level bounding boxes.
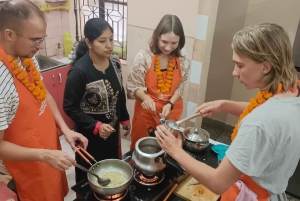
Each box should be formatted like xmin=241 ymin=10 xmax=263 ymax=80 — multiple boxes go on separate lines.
xmin=236 ymin=180 xmax=258 ymax=201
xmin=211 ymin=144 xmax=229 ymax=161
xmin=0 ymin=183 xmax=17 ymax=201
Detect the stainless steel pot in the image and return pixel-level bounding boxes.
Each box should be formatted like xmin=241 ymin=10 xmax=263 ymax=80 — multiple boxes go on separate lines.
xmin=87 ymin=159 xmax=133 ymax=195
xmin=132 ymin=137 xmax=166 ymax=177
xmin=182 ymin=127 xmax=210 ymax=152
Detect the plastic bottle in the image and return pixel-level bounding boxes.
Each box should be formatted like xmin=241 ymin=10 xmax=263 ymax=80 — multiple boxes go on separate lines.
xmin=56 ymin=43 xmax=63 ymax=59
xmin=63 ymin=33 xmax=72 ymax=57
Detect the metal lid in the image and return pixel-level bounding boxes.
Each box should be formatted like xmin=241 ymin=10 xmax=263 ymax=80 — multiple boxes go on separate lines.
xmin=183 ymin=127 xmax=210 ymax=142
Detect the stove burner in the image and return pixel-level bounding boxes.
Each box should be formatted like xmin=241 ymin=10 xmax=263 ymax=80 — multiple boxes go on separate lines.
xmin=133 ymin=169 xmax=164 ymax=186
xmin=93 ymin=189 xmax=128 ymax=201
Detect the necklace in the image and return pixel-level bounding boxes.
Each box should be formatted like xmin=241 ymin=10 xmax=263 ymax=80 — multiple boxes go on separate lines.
xmin=0 ymin=55 xmax=47 ymax=101
xmin=155 ymin=55 xmax=174 ymax=93
xmin=231 ymin=82 xmax=299 ymax=141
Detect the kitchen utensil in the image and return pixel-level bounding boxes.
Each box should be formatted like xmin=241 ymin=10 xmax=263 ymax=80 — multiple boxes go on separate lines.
xmin=187 ymin=181 xmax=201 ymax=186
xmin=76 ymin=145 xmax=133 ymax=195
xmin=75 ymin=163 xmax=110 ymax=186
xmin=132 ymin=137 xmax=166 ymax=176
xmin=163 ymin=183 xmax=178 ymax=201
xmin=163 ymin=113 xmax=202 ymax=136
xmin=182 ymin=127 xmax=210 ymax=153
xmin=174 ymin=175 xmax=220 ymax=201
xmin=152 ymin=110 xmax=160 ymax=122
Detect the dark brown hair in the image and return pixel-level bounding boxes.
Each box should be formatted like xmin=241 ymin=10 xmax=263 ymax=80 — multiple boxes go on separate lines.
xmin=150 ymin=14 xmax=185 ymax=57
xmin=0 ymin=0 xmax=46 ymax=32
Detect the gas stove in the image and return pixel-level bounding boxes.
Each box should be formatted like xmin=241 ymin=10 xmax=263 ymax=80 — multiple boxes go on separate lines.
xmin=71 ymin=144 xmax=218 ymax=201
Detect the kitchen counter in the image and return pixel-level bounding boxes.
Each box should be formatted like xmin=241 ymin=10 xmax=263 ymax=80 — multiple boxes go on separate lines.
xmin=49 ymin=56 xmax=73 ymax=65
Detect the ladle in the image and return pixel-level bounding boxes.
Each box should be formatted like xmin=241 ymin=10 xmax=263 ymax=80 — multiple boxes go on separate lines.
xmin=75 ymin=164 xmax=111 ymax=186
xmin=164 ymin=113 xmax=202 ymax=133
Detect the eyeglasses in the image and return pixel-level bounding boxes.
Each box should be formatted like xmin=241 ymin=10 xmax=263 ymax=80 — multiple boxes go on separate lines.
xmin=13 ymin=30 xmax=47 ymax=46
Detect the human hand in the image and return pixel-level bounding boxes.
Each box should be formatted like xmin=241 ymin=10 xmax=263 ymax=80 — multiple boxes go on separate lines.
xmin=194 ymin=100 xmax=225 ymax=117
xmin=161 ymin=103 xmax=171 ymax=117
xmin=99 ymin=124 xmax=115 ymax=140
xmin=155 ymin=125 xmax=182 ymax=158
xmin=64 ymin=129 xmax=88 ymax=152
xmin=41 ymin=150 xmax=76 ymax=171
xmin=0 ymin=174 xmax=12 ymax=186
xmin=141 ymin=96 xmax=156 ymax=111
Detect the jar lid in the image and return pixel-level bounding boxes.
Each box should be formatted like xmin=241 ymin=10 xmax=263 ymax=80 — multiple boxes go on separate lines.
xmin=183 ymin=127 xmax=210 ymax=142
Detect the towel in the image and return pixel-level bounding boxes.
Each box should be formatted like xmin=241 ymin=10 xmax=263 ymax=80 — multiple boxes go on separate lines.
xmin=211 ymin=144 xmax=229 ymax=161
xmin=236 ymin=180 xmax=258 ymax=201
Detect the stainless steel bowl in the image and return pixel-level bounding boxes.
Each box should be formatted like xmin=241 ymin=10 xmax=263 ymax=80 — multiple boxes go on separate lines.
xmin=87 ymin=159 xmax=133 ymax=195
xmin=132 ymin=137 xmax=166 ymax=177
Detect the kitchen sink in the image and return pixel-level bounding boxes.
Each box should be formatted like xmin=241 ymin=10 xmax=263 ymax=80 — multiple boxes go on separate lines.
xmin=35 ymin=55 xmax=64 ymax=72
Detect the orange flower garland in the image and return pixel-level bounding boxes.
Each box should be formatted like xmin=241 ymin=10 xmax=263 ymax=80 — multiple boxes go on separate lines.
xmin=155 ymin=55 xmax=174 ymax=93
xmin=231 ymin=83 xmax=299 ymax=141
xmin=0 ymin=55 xmax=47 ymax=101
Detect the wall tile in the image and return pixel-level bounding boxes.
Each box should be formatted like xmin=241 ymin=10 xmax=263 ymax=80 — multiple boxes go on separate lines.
xmin=46 ymin=46 xmax=57 ymax=57
xmin=47 ymin=27 xmax=63 ymax=39
xmin=192 ymin=39 xmax=205 ymax=62
xmin=62 ymin=17 xmax=70 ymax=28
xmin=187 ymin=101 xmax=197 ymax=122
xmin=195 ymin=14 xmax=209 ymax=40
xmin=198 ymin=0 xmax=211 ymax=15
xmin=47 ymin=18 xmax=62 ymax=30
xmin=45 ymin=10 xmax=62 ymax=20
xmin=62 ymin=27 xmax=71 ymax=36
xmin=190 ymin=60 xmax=202 ymax=84
xmin=188 ymin=82 xmax=199 ymax=103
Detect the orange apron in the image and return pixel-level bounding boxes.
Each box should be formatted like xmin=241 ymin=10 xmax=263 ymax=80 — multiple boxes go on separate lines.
xmin=130 ymin=56 xmax=183 ymax=150
xmin=0 ymin=46 xmax=68 ymax=201
xmin=221 ymin=174 xmax=270 ymax=201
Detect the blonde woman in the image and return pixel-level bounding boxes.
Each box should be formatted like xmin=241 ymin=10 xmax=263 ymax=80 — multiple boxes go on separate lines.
xmin=127 ymin=14 xmax=190 ymax=149
xmin=155 ymin=23 xmax=300 ymax=201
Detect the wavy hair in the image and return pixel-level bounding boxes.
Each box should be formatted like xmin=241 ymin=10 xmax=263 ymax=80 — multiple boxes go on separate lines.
xmin=232 ymin=23 xmax=299 ymax=93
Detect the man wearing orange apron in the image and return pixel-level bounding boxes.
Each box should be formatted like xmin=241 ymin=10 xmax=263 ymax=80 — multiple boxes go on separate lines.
xmin=0 ymin=1 xmax=87 ymax=200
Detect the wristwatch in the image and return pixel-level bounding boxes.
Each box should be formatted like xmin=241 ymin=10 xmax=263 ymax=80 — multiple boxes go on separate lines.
xmin=167 ymin=101 xmax=174 ymax=110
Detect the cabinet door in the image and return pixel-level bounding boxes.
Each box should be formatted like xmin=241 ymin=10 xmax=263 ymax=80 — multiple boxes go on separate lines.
xmin=57 ymin=65 xmax=74 ymax=130
xmin=42 ymin=70 xmax=58 ymax=104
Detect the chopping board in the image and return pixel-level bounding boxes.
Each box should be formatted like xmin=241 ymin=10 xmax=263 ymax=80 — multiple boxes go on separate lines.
xmin=174 ymin=175 xmax=220 ymax=201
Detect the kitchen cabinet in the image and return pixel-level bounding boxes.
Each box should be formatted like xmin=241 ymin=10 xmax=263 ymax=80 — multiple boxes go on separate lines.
xmin=42 ymin=65 xmax=74 ymax=135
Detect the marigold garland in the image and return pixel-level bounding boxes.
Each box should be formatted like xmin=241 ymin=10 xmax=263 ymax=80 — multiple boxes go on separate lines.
xmin=155 ymin=55 xmax=174 ymax=93
xmin=0 ymin=55 xmax=47 ymax=101
xmin=231 ymin=82 xmax=299 ymax=141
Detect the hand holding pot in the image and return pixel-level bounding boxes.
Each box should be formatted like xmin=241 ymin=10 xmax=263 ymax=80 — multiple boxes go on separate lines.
xmin=155 ymin=125 xmax=182 ymax=158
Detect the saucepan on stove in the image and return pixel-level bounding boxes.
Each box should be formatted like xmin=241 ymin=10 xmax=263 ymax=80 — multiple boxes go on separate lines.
xmin=162 ymin=113 xmax=210 ymax=152
xmin=76 ymin=146 xmax=133 ymax=196
xmin=181 ymin=127 xmax=210 ymax=152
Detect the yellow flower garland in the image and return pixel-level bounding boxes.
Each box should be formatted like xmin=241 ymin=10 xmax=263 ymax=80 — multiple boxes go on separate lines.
xmin=231 ymin=83 xmax=299 ymax=141
xmin=0 ymin=55 xmax=47 ymax=101
xmin=155 ymin=55 xmax=174 ymax=93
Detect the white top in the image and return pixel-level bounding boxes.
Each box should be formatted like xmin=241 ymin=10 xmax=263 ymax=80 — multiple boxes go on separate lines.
xmin=226 ymin=97 xmax=300 ymax=201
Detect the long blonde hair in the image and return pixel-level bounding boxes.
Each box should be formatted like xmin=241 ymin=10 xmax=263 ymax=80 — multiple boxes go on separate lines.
xmin=232 ymin=23 xmax=298 ymax=93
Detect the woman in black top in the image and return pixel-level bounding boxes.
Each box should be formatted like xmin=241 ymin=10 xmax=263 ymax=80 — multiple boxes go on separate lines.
xmin=63 ymin=18 xmax=130 ymax=183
